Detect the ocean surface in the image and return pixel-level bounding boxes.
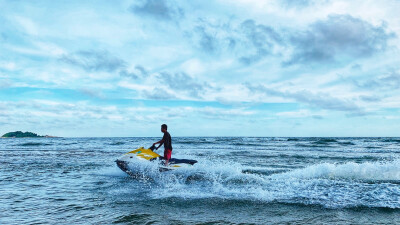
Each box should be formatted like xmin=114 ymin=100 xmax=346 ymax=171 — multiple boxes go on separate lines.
xmin=1 ymin=137 xmax=400 ymax=224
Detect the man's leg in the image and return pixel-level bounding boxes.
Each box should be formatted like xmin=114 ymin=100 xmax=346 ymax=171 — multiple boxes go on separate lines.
xmin=164 ymin=149 xmax=171 ymax=166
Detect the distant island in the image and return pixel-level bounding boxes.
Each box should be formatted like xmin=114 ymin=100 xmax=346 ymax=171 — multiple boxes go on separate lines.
xmin=1 ymin=131 xmax=57 ymax=138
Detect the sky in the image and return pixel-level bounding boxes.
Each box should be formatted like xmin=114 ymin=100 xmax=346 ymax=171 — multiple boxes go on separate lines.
xmin=0 ymin=0 xmax=400 ymax=137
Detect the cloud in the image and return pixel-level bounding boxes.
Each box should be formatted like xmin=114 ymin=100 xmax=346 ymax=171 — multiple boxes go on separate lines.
xmin=279 ymin=0 xmax=330 ymax=9
xmin=1 ymin=99 xmax=257 ymax=134
xmin=284 ymin=14 xmax=395 ymax=66
xmin=0 ymin=61 xmax=17 ymax=71
xmin=129 ymin=0 xmax=184 ymax=21
xmin=246 ymin=83 xmax=364 ymax=113
xmin=119 ymin=65 xmax=149 ymax=79
xmin=189 ymin=18 xmax=235 ymax=55
xmin=238 ymin=19 xmax=283 ymax=64
xmin=196 ymin=107 xmax=255 ymax=120
xmin=14 ymin=16 xmax=39 ymax=36
xmin=0 ymin=100 xmax=120 ymax=124
xmin=359 ymin=95 xmax=381 ymax=102
xmin=60 ymin=50 xmax=126 ymax=72
xmin=193 ymin=25 xmax=219 ymax=54
xmin=142 ymin=87 xmax=176 ymax=100
xmin=79 ymin=88 xmax=104 ymax=99
xmin=134 ymin=65 xmax=149 ymax=76
xmin=61 ymin=50 xmax=149 ymax=81
xmin=119 ymin=69 xmax=138 ymax=79
xmin=276 ymin=109 xmax=324 ymax=119
xmin=120 ymin=70 xmax=211 ymax=100
xmin=353 ymin=70 xmax=400 ymax=91
xmin=157 ymin=72 xmax=209 ymax=98
xmin=190 ymin=18 xmax=282 ymax=64
xmin=0 ymin=79 xmax=12 ymax=89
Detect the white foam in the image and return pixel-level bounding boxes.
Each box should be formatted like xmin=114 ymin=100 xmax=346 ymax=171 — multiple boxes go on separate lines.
xmin=270 ymin=159 xmax=400 ymax=181
xmin=111 ymin=157 xmax=400 ymax=208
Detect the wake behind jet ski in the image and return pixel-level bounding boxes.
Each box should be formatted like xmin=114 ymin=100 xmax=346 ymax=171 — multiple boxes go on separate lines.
xmin=115 ymin=144 xmax=197 ymax=174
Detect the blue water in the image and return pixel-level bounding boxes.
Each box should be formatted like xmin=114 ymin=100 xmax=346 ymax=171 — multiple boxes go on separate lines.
xmin=1 ymin=137 xmax=400 ymax=224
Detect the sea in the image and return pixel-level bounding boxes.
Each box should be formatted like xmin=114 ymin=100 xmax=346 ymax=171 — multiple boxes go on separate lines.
xmin=1 ymin=137 xmax=400 ymax=224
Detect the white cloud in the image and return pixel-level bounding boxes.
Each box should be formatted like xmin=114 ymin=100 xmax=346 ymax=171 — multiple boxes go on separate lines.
xmin=34 ymin=42 xmax=66 ymax=56
xmin=13 ymin=16 xmax=39 ymax=36
xmin=276 ymin=109 xmax=322 ymax=118
xmin=118 ymin=80 xmax=151 ymax=92
xmin=180 ymin=58 xmax=205 ymax=75
xmin=0 ymin=61 xmax=17 ymax=71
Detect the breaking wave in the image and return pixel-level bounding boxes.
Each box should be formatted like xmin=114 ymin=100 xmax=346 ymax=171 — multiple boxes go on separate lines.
xmin=271 ymin=159 xmax=400 ymax=182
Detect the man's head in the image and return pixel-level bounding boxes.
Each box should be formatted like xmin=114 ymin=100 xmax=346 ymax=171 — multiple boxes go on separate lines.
xmin=161 ymin=124 xmax=167 ymax=133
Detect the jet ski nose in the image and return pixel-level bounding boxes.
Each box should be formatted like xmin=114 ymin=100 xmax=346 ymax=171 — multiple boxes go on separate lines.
xmin=115 ymin=159 xmax=129 ymax=172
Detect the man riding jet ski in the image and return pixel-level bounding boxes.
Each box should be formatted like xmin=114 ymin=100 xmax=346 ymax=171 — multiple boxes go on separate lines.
xmin=115 ymin=144 xmax=198 ymax=174
xmin=116 ymin=124 xmax=197 ymax=174
xmin=153 ymin=124 xmax=173 ymax=166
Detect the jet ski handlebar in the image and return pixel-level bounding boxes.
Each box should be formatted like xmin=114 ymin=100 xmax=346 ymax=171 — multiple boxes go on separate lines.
xmin=149 ymin=144 xmax=157 ymax=151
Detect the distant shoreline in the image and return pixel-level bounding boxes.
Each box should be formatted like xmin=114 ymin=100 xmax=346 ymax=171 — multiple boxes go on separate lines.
xmin=0 ymin=136 xmax=59 ymax=138
xmin=1 ymin=131 xmax=59 ymax=138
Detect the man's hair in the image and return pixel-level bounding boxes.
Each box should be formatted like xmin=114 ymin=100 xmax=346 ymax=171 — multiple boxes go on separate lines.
xmin=161 ymin=124 xmax=168 ymax=130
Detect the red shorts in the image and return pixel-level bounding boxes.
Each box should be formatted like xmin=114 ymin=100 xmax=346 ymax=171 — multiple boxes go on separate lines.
xmin=164 ymin=149 xmax=172 ymax=160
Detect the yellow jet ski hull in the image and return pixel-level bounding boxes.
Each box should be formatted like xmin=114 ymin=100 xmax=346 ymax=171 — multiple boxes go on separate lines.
xmin=115 ymin=147 xmax=197 ymax=174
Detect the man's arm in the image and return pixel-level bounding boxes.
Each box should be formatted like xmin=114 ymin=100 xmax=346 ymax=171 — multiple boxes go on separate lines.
xmin=153 ymin=139 xmax=164 ymax=150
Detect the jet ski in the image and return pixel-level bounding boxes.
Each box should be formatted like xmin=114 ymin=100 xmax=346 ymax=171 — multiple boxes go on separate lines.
xmin=115 ymin=145 xmax=197 ymax=175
